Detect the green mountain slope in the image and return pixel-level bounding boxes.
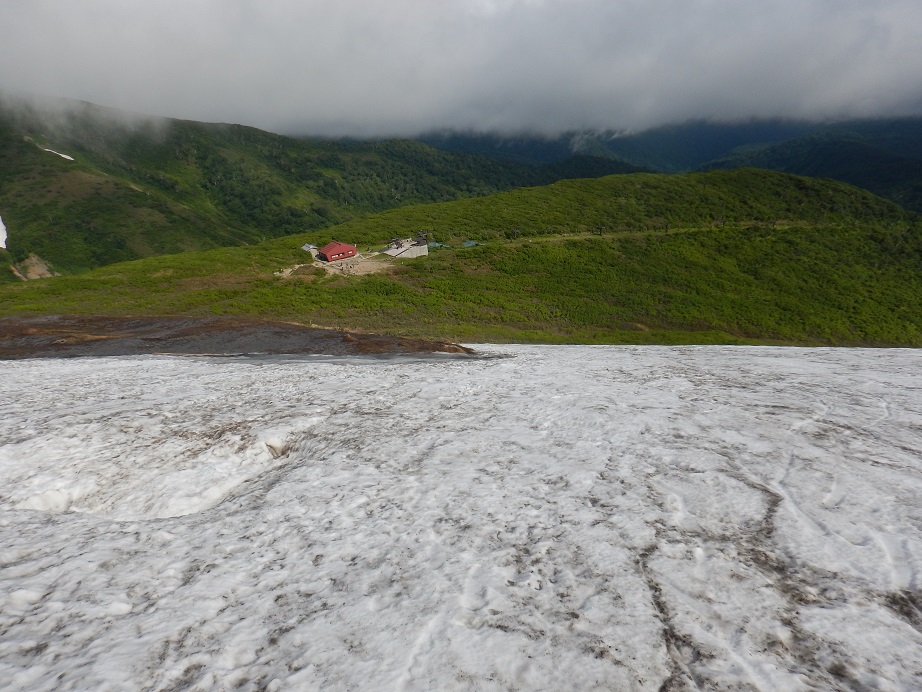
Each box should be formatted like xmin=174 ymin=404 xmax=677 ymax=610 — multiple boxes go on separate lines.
xmin=594 ymin=121 xmax=816 ymax=173
xmin=2 ymin=169 xmax=919 ymax=346
xmin=0 ymin=96 xmax=639 ymax=275
xmin=308 ymin=168 xmax=905 ymax=247
xmin=422 ymin=118 xmax=922 ymax=213
xmin=424 ymin=118 xmax=922 ymax=172
xmin=422 ymin=122 xmax=814 ymax=171
xmin=701 ymin=133 xmax=922 ymax=212
xmin=822 ymin=119 xmax=922 ymax=161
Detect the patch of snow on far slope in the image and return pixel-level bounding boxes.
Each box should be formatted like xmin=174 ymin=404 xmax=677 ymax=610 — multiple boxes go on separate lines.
xmin=1 ymin=346 xmax=921 ymax=690
xmin=43 ymin=148 xmax=74 ymax=161
xmin=0 ymin=214 xmax=6 ymax=249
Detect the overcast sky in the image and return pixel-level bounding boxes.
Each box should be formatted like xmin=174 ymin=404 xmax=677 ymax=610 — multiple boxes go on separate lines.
xmin=2 ymin=0 xmax=921 ymax=137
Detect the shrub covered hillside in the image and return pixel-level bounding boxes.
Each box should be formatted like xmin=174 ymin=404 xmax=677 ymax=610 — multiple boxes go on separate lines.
xmin=1 ymin=169 xmax=920 ymax=346
xmin=0 ymin=96 xmax=642 ymax=274
xmin=701 ymin=133 xmax=922 ymax=213
xmin=425 ymin=117 xmax=922 ymax=214
xmin=300 ymin=168 xmax=909 ymax=247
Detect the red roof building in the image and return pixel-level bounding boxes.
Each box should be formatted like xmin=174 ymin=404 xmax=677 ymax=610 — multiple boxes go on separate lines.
xmin=318 ymin=241 xmax=357 ymax=262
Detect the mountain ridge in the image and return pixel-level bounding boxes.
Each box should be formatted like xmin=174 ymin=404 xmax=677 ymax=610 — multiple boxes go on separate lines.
xmin=420 ymin=118 xmax=922 ymax=212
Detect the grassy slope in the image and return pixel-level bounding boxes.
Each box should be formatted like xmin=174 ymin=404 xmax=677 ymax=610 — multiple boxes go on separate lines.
xmin=0 ymin=249 xmax=15 ymax=283
xmin=0 ymin=98 xmax=641 ymax=275
xmin=1 ymin=169 xmax=919 ymax=346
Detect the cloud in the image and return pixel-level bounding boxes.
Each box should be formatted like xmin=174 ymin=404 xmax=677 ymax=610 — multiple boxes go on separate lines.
xmin=1 ymin=0 xmax=921 ymax=136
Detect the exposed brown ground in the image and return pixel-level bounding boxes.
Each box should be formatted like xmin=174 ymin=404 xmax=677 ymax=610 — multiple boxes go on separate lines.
xmin=11 ymin=254 xmax=59 ymax=280
xmin=324 ymin=257 xmax=393 ymax=276
xmin=0 ymin=315 xmax=474 ymax=359
xmin=276 ymin=253 xmax=394 ymax=279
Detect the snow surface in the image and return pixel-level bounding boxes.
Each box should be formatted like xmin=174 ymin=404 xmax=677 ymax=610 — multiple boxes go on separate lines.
xmin=42 ymin=148 xmax=74 ymax=161
xmin=0 ymin=213 xmax=6 ymax=249
xmin=1 ymin=345 xmax=921 ymax=690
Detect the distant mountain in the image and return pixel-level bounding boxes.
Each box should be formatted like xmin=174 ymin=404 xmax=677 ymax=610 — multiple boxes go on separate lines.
xmin=422 ymin=118 xmax=922 ymax=213
xmin=601 ymin=121 xmax=821 ymax=172
xmin=699 ymin=131 xmax=922 ymax=212
xmin=0 ymin=96 xmax=638 ymax=276
xmin=418 ymin=131 xmax=579 ymax=165
xmin=421 ymin=121 xmax=813 ymax=171
xmin=816 ymin=118 xmax=922 ymax=161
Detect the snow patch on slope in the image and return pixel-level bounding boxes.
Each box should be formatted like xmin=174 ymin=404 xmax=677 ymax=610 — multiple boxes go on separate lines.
xmin=43 ymin=148 xmax=74 ymax=161
xmin=0 ymin=346 xmax=921 ymax=690
xmin=0 ymin=214 xmax=6 ymax=249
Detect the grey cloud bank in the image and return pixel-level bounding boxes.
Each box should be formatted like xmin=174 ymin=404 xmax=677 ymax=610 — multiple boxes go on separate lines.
xmin=2 ymin=0 xmax=921 ymax=137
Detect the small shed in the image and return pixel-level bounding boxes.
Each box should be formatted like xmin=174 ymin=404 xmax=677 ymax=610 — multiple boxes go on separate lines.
xmin=318 ymin=241 xmax=357 ymax=262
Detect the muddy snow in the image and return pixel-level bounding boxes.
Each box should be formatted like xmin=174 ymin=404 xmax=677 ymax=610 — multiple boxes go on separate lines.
xmin=1 ymin=345 xmax=921 ymax=690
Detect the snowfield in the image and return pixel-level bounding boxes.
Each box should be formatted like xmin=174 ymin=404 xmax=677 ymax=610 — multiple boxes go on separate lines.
xmin=1 ymin=345 xmax=921 ymax=690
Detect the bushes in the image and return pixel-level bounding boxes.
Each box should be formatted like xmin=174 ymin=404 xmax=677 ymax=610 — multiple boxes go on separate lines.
xmin=3 ymin=222 xmax=921 ymax=344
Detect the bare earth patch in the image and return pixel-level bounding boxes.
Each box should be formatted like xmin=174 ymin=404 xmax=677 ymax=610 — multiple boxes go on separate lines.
xmin=11 ymin=253 xmax=59 ymax=280
xmin=0 ymin=315 xmax=474 ymax=359
xmin=276 ymin=253 xmax=395 ymax=279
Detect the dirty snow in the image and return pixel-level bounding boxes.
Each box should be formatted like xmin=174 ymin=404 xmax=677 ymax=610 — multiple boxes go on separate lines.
xmin=1 ymin=345 xmax=921 ymax=690
xmin=0 ymin=213 xmax=6 ymax=249
xmin=43 ymin=148 xmax=74 ymax=161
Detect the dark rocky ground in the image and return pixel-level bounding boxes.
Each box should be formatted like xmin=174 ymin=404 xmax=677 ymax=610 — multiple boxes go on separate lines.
xmin=0 ymin=316 xmax=474 ymax=359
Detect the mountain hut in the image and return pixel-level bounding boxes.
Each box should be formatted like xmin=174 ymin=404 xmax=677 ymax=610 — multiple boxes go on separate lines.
xmin=318 ymin=241 xmax=357 ymax=262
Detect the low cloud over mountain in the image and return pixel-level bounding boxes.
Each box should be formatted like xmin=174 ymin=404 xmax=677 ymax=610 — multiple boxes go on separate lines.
xmin=2 ymin=0 xmax=921 ymax=136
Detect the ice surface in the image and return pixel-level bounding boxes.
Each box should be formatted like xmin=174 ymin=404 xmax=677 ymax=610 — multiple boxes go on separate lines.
xmin=43 ymin=148 xmax=74 ymax=161
xmin=1 ymin=346 xmax=921 ymax=690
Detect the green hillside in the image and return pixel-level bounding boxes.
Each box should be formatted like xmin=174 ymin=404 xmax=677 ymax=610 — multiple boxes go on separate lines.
xmin=594 ymin=121 xmax=816 ymax=173
xmin=0 ymin=249 xmax=14 ymax=284
xmin=0 ymin=96 xmax=640 ymax=276
xmin=309 ymin=168 xmax=905 ymax=247
xmin=701 ymin=133 xmax=922 ymax=212
xmin=423 ymin=118 xmax=922 ymax=213
xmin=421 ymin=122 xmax=812 ymax=171
xmin=2 ymin=169 xmax=919 ymax=346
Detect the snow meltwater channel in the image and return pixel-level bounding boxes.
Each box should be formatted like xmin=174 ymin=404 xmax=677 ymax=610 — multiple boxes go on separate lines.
xmin=1 ymin=346 xmax=921 ymax=690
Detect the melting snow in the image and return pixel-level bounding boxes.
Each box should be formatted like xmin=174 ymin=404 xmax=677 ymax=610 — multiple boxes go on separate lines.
xmin=43 ymin=148 xmax=74 ymax=161
xmin=1 ymin=345 xmax=921 ymax=690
